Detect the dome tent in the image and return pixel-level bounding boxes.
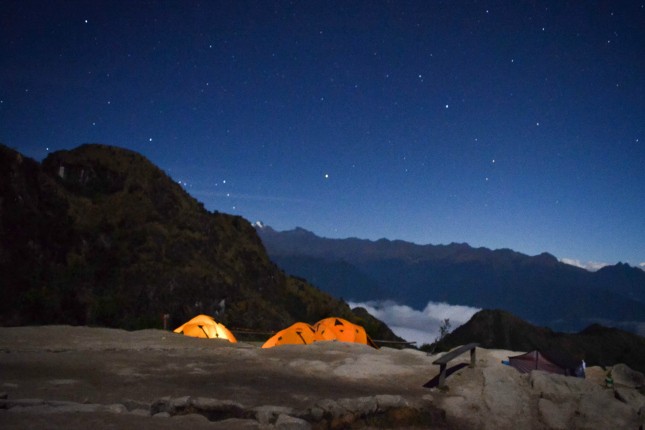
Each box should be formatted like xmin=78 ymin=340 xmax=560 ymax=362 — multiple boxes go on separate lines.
xmin=262 ymin=317 xmax=378 ymax=349
xmin=508 ymin=350 xmax=582 ymax=376
xmin=314 ymin=317 xmax=378 ymax=348
xmin=261 ymin=322 xmax=319 ymax=348
xmin=173 ymin=314 xmax=237 ymax=343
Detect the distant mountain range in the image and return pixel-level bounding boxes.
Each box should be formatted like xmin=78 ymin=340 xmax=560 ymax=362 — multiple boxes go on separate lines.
xmin=255 ymin=224 xmax=645 ymax=334
xmin=0 ymin=143 xmax=400 ymax=342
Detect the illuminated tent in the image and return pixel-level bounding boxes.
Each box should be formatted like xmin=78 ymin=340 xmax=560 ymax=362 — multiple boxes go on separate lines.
xmin=262 ymin=318 xmax=378 ymax=349
xmin=261 ymin=322 xmax=319 ymax=348
xmin=313 ymin=317 xmax=378 ymax=348
xmin=173 ymin=314 xmax=237 ymax=343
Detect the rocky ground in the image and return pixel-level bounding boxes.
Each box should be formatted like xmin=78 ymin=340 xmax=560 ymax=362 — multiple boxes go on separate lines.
xmin=0 ymin=326 xmax=643 ymax=429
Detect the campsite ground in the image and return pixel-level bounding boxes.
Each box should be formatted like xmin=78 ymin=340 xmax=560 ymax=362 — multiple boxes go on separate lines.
xmin=0 ymin=326 xmax=445 ymax=428
xmin=0 ymin=326 xmax=434 ymax=407
xmin=0 ymin=326 xmax=642 ymax=429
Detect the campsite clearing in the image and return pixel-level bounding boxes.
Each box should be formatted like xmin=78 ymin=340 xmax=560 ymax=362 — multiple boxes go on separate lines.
xmin=1 ymin=326 xmax=642 ymax=429
xmin=0 ymin=326 xmax=433 ymax=410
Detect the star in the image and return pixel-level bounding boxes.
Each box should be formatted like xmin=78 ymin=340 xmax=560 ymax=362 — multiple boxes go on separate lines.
xmin=3 ymin=1 xmax=643 ymax=269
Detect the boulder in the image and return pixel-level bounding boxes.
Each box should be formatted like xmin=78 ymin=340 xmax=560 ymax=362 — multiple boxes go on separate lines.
xmin=252 ymin=405 xmax=295 ymax=425
xmin=530 ymin=370 xmax=601 ymax=401
xmin=120 ymin=398 xmax=150 ymax=412
xmin=374 ymin=394 xmax=408 ymax=411
xmin=337 ymin=396 xmax=377 ymax=416
xmin=189 ymin=396 xmax=245 ymax=415
xmin=481 ymin=366 xmax=532 ymax=429
xmin=313 ymin=398 xmax=347 ymax=420
xmin=614 ymin=386 xmax=645 ymax=411
xmin=306 ymin=405 xmax=324 ymax=422
xmin=537 ymin=398 xmax=574 ymax=430
xmin=168 ymin=395 xmax=191 ymax=414
xmin=150 ymin=396 xmax=171 ymax=415
xmin=574 ymin=390 xmax=639 ymax=429
xmin=275 ymin=413 xmax=312 ymax=430
xmin=611 ymin=363 xmax=645 ymax=388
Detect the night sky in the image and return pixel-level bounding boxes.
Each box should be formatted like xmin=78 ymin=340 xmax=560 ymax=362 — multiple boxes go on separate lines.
xmin=2 ymin=1 xmax=644 ymax=268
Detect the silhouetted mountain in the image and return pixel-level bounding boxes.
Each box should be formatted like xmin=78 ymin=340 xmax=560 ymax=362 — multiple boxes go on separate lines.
xmin=592 ymin=262 xmax=645 ymax=303
xmin=266 ymin=254 xmax=388 ymax=302
xmin=256 ymin=226 xmax=645 ymax=333
xmin=437 ymin=309 xmax=645 ymax=373
xmin=0 ymin=143 xmax=401 ymax=342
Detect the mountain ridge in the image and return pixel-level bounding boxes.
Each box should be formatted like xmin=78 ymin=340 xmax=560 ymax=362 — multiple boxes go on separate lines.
xmin=0 ymin=143 xmax=401 ymax=342
xmin=256 ymin=224 xmax=645 ymax=334
xmin=256 ymin=224 xmax=566 ymax=266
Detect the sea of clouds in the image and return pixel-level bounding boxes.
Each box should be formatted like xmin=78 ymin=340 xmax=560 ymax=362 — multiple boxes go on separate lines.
xmin=559 ymin=258 xmax=609 ymax=271
xmin=348 ymin=300 xmax=481 ymax=346
xmin=560 ymin=258 xmax=645 ymax=272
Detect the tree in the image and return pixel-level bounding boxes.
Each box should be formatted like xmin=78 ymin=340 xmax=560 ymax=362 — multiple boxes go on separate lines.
xmin=420 ymin=318 xmax=452 ymax=354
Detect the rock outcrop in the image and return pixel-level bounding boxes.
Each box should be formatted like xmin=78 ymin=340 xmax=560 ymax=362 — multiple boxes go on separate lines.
xmin=433 ymin=348 xmax=644 ymax=429
xmin=1 ymin=394 xmax=447 ymax=429
xmin=437 ymin=309 xmax=645 ymax=373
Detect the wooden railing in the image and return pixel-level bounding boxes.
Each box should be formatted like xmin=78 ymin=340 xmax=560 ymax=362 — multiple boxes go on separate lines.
xmin=432 ymin=343 xmax=479 ymax=388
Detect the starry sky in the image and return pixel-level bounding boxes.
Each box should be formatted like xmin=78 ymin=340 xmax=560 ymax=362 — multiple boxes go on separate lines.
xmin=2 ymin=1 xmax=644 ymax=267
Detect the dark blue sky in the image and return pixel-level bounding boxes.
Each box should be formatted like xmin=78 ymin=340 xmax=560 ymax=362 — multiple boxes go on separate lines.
xmin=2 ymin=1 xmax=644 ymax=267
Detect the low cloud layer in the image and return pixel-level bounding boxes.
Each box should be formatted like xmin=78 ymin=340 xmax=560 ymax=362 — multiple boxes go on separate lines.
xmin=348 ymin=300 xmax=481 ymax=346
xmin=561 ymin=258 xmax=645 ymax=272
xmin=560 ymin=258 xmax=609 ymax=271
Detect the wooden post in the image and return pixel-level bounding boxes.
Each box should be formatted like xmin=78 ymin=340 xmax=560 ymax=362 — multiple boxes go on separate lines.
xmin=438 ymin=364 xmax=447 ymax=388
xmin=470 ymin=347 xmax=476 ymax=368
xmin=163 ymin=314 xmax=170 ymax=331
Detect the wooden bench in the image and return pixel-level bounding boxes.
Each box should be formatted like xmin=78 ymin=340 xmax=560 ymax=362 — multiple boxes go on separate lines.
xmin=432 ymin=343 xmax=479 ymax=388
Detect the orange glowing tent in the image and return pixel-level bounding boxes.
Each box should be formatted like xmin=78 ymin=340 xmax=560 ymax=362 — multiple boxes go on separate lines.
xmin=313 ymin=317 xmax=378 ymax=348
xmin=261 ymin=322 xmax=319 ymax=348
xmin=173 ymin=314 xmax=237 ymax=343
